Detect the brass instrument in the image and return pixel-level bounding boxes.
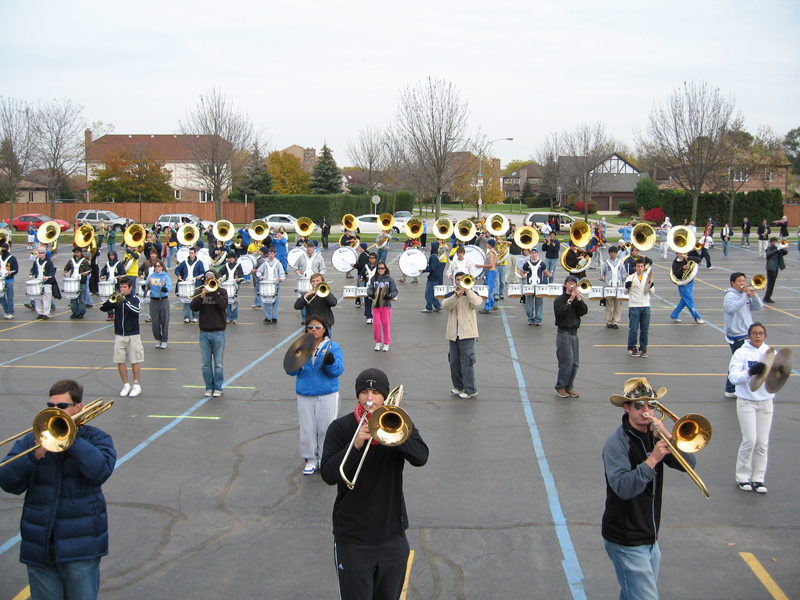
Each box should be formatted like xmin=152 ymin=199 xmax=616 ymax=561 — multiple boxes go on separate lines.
xmin=513 ymin=226 xmax=539 ymax=250
xmin=486 ymin=213 xmax=509 ymax=236
xmin=577 ymin=278 xmax=592 ymax=294
xmin=75 ymin=224 xmax=95 ymax=248
xmin=559 ymin=247 xmax=590 ymax=274
xmin=305 ymin=281 xmax=331 ymax=301
xmin=250 ymin=219 xmax=269 ymax=242
xmin=694 ymin=241 xmax=703 ymax=251
xmin=190 ymin=278 xmax=219 ymax=299
xmin=212 ymin=220 xmax=235 ymax=243
xmin=666 ymin=226 xmax=696 ymax=254
xmin=631 ymin=223 xmax=656 ymax=252
xmin=404 ymin=219 xmax=423 ymax=239
xmin=569 ymin=220 xmax=592 ymax=248
xmin=454 ymin=219 xmax=477 ymax=242
xmin=779 ymin=240 xmax=789 ymax=250
xmin=339 ymin=385 xmax=410 ymax=489
xmin=123 ymin=224 xmax=146 ymax=249
xmin=0 ymin=399 xmax=114 ymax=469
xmin=750 ymin=274 xmax=766 ymax=290
xmin=458 ymin=274 xmax=475 ymax=289
xmin=496 ymin=241 xmax=510 ymax=263
xmin=434 ymin=218 xmax=454 ymax=239
xmin=337 ymin=233 xmax=360 ymax=248
xmin=378 ymin=213 xmax=395 ymax=231
xmin=177 ymin=223 xmax=201 ymax=247
xmin=643 ymin=400 xmax=711 ymax=498
xmin=37 ymin=221 xmax=62 ymax=245
xmin=109 ymin=290 xmax=126 ymax=303
xmin=295 ymin=217 xmax=314 ymax=236
xmin=669 ymin=260 xmax=699 ymax=286
xmin=342 ymin=214 xmax=358 ymax=231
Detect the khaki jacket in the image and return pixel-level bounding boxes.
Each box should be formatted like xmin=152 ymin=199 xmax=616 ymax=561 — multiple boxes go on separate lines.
xmin=442 ymin=288 xmax=483 ymax=341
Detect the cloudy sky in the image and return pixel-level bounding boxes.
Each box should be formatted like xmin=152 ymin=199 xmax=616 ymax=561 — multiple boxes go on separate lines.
xmin=2 ymin=0 xmax=797 ymax=168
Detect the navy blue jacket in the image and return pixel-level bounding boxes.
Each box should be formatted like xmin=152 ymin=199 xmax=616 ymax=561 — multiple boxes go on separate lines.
xmin=176 ymin=257 xmax=204 ymax=284
xmin=422 ymin=253 xmax=445 ymax=284
xmin=99 ymin=292 xmax=141 ymax=336
xmin=0 ymin=425 xmax=116 ymax=567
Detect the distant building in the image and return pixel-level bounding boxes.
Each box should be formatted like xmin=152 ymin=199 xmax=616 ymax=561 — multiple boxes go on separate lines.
xmin=281 ymin=145 xmax=317 ymax=173
xmin=501 ymin=162 xmax=544 ymax=199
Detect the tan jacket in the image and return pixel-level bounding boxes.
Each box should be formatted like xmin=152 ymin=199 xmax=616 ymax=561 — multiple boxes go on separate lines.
xmin=442 ymin=288 xmax=483 ymax=341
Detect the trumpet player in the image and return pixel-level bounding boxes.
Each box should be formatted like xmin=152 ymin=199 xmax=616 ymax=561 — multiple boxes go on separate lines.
xmin=723 ymin=272 xmax=763 ymax=399
xmin=99 ymin=276 xmax=143 ymax=397
xmin=0 ymin=379 xmax=116 ymax=600
xmin=762 ymin=237 xmax=787 ymax=303
xmin=443 ymin=272 xmax=483 ymax=398
xmin=320 ymin=368 xmax=428 ymax=600
xmin=190 ymin=271 xmax=228 ymax=397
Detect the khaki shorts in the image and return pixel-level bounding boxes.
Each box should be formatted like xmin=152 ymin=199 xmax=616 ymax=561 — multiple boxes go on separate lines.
xmin=113 ymin=335 xmax=145 ymax=364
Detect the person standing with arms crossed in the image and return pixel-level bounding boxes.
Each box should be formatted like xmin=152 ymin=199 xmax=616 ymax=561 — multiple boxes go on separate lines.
xmin=0 ymin=379 xmax=116 ymax=600
xmin=554 ymin=275 xmax=588 ymax=398
xmin=541 ymin=231 xmax=560 ymax=283
xmin=756 ymin=219 xmax=771 ymax=258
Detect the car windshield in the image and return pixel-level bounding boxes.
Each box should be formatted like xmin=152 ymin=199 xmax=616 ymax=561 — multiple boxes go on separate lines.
xmin=394 ymin=211 xmax=412 ymax=218
xmin=103 ymin=211 xmax=121 ymax=219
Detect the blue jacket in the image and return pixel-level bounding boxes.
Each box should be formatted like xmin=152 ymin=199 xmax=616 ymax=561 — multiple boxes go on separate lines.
xmin=0 ymin=425 xmax=116 ymax=567
xmin=176 ymin=257 xmax=204 ymax=284
xmin=287 ymin=339 xmax=344 ymax=396
xmin=145 ymin=271 xmax=172 ymax=298
xmin=99 ymin=292 xmax=141 ymax=336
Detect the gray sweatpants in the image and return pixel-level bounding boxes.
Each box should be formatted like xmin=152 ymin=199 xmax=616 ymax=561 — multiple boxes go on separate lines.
xmin=555 ymin=330 xmax=580 ymax=391
xmin=150 ymin=297 xmax=170 ymax=343
xmin=297 ymin=391 xmax=340 ymax=467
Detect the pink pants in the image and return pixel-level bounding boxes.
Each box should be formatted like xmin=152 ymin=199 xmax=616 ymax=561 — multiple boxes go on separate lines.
xmin=372 ymin=306 xmax=392 ymax=344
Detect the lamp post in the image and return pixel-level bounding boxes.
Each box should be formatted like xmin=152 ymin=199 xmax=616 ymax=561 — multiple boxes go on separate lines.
xmin=476 ymin=137 xmax=512 ymax=222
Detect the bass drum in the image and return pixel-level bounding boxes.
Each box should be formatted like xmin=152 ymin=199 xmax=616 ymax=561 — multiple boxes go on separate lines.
xmin=287 ymin=247 xmax=306 ymax=272
xmin=176 ymin=247 xmax=189 ymax=265
xmin=197 ymin=248 xmax=210 ymax=272
xmin=236 ymin=255 xmax=255 ymax=281
xmin=398 ymin=249 xmax=427 ymax=278
xmin=332 ymin=246 xmax=358 ymax=273
xmin=464 ymin=245 xmax=486 ymax=277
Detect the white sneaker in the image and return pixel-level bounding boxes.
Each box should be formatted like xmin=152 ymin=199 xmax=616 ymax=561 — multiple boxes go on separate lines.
xmin=695 ymin=319 xmax=705 ymax=324
xmin=671 ymin=317 xmax=681 ymax=323
xmin=160 ymin=342 xmax=167 ymax=349
xmin=382 ymin=344 xmax=389 ymax=352
xmin=303 ymin=462 xmax=317 ymax=475
xmin=366 ymin=318 xmax=373 ymax=324
xmin=724 ymin=392 xmax=737 ymax=399
xmin=374 ymin=343 xmax=382 ymax=351
xmin=204 ymin=390 xmax=213 ymax=397
xmin=450 ymin=388 xmax=462 ymax=395
xmin=120 ymin=383 xmax=131 ymax=397
xmin=184 ymin=318 xmax=190 ymax=323
xmin=3 ymin=314 xmax=13 ymax=319
xmin=212 ymin=389 xmax=222 ymax=397
xmin=192 ymin=318 xmax=198 ymax=323
xmin=129 ymin=384 xmax=142 ymax=397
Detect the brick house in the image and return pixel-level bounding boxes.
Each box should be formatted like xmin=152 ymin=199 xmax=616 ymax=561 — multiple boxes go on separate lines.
xmin=281 ymin=145 xmax=317 ymax=173
xmin=501 ymin=162 xmax=544 ymax=199
xmin=558 ymin=153 xmax=646 ymax=211
xmin=84 ymin=130 xmax=230 ymax=203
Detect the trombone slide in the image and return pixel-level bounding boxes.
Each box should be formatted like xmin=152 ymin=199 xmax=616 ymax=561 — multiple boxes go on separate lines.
xmin=644 ymin=413 xmax=709 ymax=499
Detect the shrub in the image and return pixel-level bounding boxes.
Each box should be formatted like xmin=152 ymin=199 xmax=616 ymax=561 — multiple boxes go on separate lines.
xmin=574 ymin=200 xmax=598 ymax=214
xmin=633 ymin=177 xmax=662 ymax=212
xmin=645 ymin=207 xmax=667 ymax=224
xmin=566 ymin=194 xmax=579 ymax=208
xmin=619 ymin=201 xmax=631 ymax=213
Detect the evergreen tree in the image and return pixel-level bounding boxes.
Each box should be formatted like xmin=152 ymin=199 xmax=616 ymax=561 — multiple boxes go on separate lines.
xmin=230 ymin=145 xmax=273 ymax=202
xmin=310 ymin=143 xmax=342 ymax=194
xmin=520 ymin=180 xmax=536 ymax=206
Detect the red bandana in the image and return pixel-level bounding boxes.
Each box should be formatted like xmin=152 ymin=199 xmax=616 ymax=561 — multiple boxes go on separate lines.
xmin=353 ymin=403 xmax=378 ymax=445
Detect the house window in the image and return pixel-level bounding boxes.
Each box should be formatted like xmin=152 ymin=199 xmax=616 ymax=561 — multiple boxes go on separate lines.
xmin=174 ymin=190 xmax=181 ymax=200
xmin=28 ymin=191 xmax=34 ymax=203
xmin=729 ymin=169 xmax=749 ymax=182
xmin=199 ymin=191 xmax=212 ymax=203
xmin=764 ymin=169 xmax=773 ymax=182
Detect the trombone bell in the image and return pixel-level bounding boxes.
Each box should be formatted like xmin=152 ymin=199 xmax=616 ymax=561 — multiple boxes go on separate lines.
xmin=577 ymin=278 xmax=592 ymax=293
xmin=673 ymin=414 xmax=712 ymax=453
xmin=459 ymin=274 xmax=475 ymax=289
xmin=751 ymin=274 xmax=766 ymax=290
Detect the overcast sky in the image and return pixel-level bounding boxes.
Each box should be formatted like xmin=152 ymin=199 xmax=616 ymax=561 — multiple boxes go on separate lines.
xmin=2 ymin=0 xmax=797 ymax=169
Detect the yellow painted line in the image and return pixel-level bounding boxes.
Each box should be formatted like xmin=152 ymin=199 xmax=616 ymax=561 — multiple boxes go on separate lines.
xmin=0 ymin=365 xmax=176 ymax=370
xmin=401 ymin=550 xmax=415 ymax=600
xmin=739 ymin=552 xmax=789 ymax=600
xmin=148 ymin=415 xmax=221 ymax=419
xmin=12 ymin=586 xmax=29 ymax=600
xmin=0 ymin=339 xmax=197 ymax=343
xmin=0 ymin=311 xmax=72 ymax=333
xmin=596 ymin=344 xmax=727 ymax=348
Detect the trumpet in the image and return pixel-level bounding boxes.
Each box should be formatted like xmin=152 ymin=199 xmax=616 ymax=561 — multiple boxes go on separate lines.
xmin=339 ymin=385 xmax=410 ymax=489
xmin=109 ymin=290 xmax=126 ymax=303
xmin=191 ymin=278 xmax=219 ymax=299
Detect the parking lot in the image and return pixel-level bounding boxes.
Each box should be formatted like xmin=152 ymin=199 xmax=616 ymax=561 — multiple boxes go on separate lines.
xmin=0 ymin=239 xmax=798 ymax=599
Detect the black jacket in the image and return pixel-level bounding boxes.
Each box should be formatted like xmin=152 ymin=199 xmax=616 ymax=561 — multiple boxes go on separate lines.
xmin=100 ymin=292 xmax=141 ymax=336
xmin=765 ymin=245 xmax=787 ymax=272
xmin=553 ymin=292 xmax=587 ymax=331
xmin=294 ymin=291 xmax=338 ymax=326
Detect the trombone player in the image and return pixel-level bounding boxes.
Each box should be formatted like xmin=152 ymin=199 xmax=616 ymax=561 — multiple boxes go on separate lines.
xmin=603 ymin=377 xmax=696 ymax=600
xmin=320 ymin=368 xmax=428 ymax=600
xmin=0 ymin=379 xmax=116 ymax=600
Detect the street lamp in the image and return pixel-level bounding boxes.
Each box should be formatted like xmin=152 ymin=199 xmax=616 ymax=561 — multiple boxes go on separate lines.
xmin=476 ymin=137 xmax=512 ymax=222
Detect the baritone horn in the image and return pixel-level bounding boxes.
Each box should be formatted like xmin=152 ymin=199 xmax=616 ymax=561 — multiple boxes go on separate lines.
xmin=569 ymin=220 xmax=592 ymax=247
xmin=666 ymin=226 xmax=696 ymax=254
xmin=455 ymin=219 xmax=477 ymax=242
xmin=177 ymin=223 xmax=200 ymax=246
xmin=486 ymin=213 xmax=509 ymax=236
xmin=212 ymin=220 xmax=235 ymax=242
xmin=434 ymin=218 xmax=454 ymax=239
xmin=513 ymin=226 xmax=539 ymax=250
xmin=123 ymin=224 xmax=146 ymax=249
xmin=37 ymin=221 xmax=62 ymax=245
xmin=295 ymin=217 xmax=314 ymax=236
xmin=631 ymin=223 xmax=656 ymax=252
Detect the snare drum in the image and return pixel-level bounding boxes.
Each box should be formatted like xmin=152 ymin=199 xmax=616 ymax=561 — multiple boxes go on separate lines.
xmin=434 ymin=285 xmax=450 ymax=299
xmin=464 ymin=246 xmax=486 ymax=277
xmin=295 ymin=277 xmax=312 ymax=295
xmin=26 ymin=279 xmax=43 ymax=297
xmin=259 ymin=280 xmax=277 ymax=300
xmin=506 ymin=283 xmax=522 ymax=298
xmin=588 ymin=286 xmax=604 ymax=301
xmin=342 ymin=286 xmax=358 ymax=299
xmin=398 ymin=249 xmax=427 ymax=278
xmin=603 ymin=286 xmax=618 ymax=298
xmin=221 ymin=281 xmax=238 ymax=299
xmin=63 ymin=277 xmax=81 ymax=294
xmin=356 ymin=287 xmax=368 ymax=298
xmin=177 ymin=281 xmax=195 ymax=303
xmin=616 ymin=287 xmax=630 ymax=301
xmin=332 ymin=246 xmax=358 ymax=273
xmin=548 ymin=284 xmax=563 ymax=297
xmin=97 ymin=280 xmax=114 ymax=298
xmin=531 ymin=284 xmax=545 ymax=296
xmin=473 ymin=285 xmax=489 ymax=299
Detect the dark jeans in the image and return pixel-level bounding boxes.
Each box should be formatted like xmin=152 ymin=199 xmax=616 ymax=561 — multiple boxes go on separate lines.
xmin=555 ymin=330 xmax=579 ymax=390
xmin=70 ymin=282 xmax=87 ymax=316
xmin=449 ymin=337 xmax=476 ymax=394
xmin=628 ymin=306 xmax=650 ymax=350
xmin=726 ymin=337 xmax=746 ymax=393
xmin=699 ymin=248 xmax=711 ymax=267
xmin=199 ymin=330 xmax=225 ymax=391
xmin=424 ymin=279 xmax=442 ymax=311
xmin=763 ymin=269 xmax=778 ymax=301
xmin=27 ymin=557 xmax=101 ymax=600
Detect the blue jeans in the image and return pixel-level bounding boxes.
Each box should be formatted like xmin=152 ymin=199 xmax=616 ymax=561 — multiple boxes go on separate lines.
xmin=183 ymin=302 xmax=199 ymax=321
xmin=525 ymin=294 xmax=543 ymax=324
xmin=71 ymin=283 xmax=87 ymax=316
xmin=108 ymin=239 xmax=116 ymax=253
xmin=83 ymin=274 xmax=93 ymax=306
xmin=627 ymin=306 xmax=650 ymax=350
xmin=604 ymin=540 xmax=661 ymax=600
xmin=27 ymin=557 xmax=101 ymax=600
xmin=424 ymin=280 xmax=442 ymax=311
xmin=722 ymin=239 xmax=729 ymax=258
xmin=449 ymin=338 xmax=476 ymax=394
xmin=494 ymin=264 xmax=507 ymax=298
xmin=483 ymin=271 xmax=497 ymax=311
xmin=670 ymin=282 xmax=701 ymax=321
xmin=252 ymin=276 xmax=262 ymax=307
xmin=167 ymin=245 xmax=177 ymax=269
xmin=226 ymin=284 xmax=240 ymax=320
xmin=545 ymin=257 xmax=558 ymax=283
xmin=726 ymin=337 xmax=746 ymax=393
xmin=1 ymin=279 xmax=14 ymax=315
xmin=199 ymin=330 xmax=225 ymax=391
xmin=262 ymin=284 xmax=280 ymax=320
xmin=376 ymin=248 xmax=388 ymax=266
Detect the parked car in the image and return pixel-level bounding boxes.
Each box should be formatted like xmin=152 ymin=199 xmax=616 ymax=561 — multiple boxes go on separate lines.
xmin=391 ymin=211 xmax=412 ymax=232
xmin=155 ymin=213 xmax=214 ymax=232
xmin=75 ymin=209 xmax=130 ymax=232
xmin=524 ymin=211 xmax=578 ymax=230
xmin=338 ymin=214 xmax=402 ymax=235
xmin=261 ymin=214 xmax=319 ymax=234
xmin=2 ymin=213 xmax=71 ymax=232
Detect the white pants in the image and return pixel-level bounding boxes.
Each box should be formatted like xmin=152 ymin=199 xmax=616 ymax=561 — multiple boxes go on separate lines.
xmin=758 ymin=240 xmax=769 ymax=258
xmin=297 ymin=391 xmax=340 ymax=467
xmin=660 ymin=241 xmax=668 ymax=259
xmin=735 ymin=398 xmax=773 ymax=483
xmin=34 ymin=285 xmax=52 ymax=317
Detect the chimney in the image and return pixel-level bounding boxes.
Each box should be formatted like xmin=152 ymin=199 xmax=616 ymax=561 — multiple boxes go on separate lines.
xmin=85 ymin=128 xmax=92 ymax=148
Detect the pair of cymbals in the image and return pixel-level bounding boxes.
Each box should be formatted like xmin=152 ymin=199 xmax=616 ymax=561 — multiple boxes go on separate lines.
xmin=750 ymin=348 xmax=794 ymax=393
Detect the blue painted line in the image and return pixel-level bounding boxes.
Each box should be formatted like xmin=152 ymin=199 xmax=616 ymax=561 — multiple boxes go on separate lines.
xmin=499 ymin=307 xmax=586 ymax=599
xmin=0 ymin=326 xmax=303 ymax=558
xmin=0 ymin=324 xmax=113 ymax=368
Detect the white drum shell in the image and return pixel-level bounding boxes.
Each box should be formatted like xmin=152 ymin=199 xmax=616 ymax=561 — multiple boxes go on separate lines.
xmin=342 ymin=286 xmax=358 ymax=299
xmin=221 ymin=281 xmax=238 ymax=299
xmin=473 ymin=285 xmax=489 ymax=299
xmin=0 ymin=278 xmax=6 ymax=298
xmin=603 ymin=286 xmax=618 ymax=298
xmin=434 ymin=285 xmax=450 ymax=299
xmin=259 ymin=280 xmax=277 ymax=299
xmin=177 ymin=281 xmax=195 ymax=303
xmin=356 ymin=287 xmax=368 ymax=298
xmin=26 ymin=279 xmax=43 ymax=297
xmin=588 ymin=286 xmax=604 ymax=300
xmin=97 ymin=281 xmax=114 ymax=298
xmin=506 ymin=284 xmax=522 ymax=298
xmin=296 ymin=277 xmax=312 ymax=294
xmin=63 ymin=277 xmax=81 ymax=294
xmin=616 ymin=287 xmax=630 ymax=301
xmin=530 ymin=284 xmax=545 ymax=296
xmin=548 ymin=284 xmax=563 ymax=297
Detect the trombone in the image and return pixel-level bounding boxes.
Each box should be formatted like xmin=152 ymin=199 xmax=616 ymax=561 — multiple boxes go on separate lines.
xmin=339 ymin=385 xmax=410 ymax=489
xmin=305 ymin=281 xmax=331 ymax=301
xmin=0 ymin=399 xmax=114 ymax=469
xmin=190 ymin=278 xmax=219 ymax=299
xmin=749 ymin=274 xmax=766 ymax=290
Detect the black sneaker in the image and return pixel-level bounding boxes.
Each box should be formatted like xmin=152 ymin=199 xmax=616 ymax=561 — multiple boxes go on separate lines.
xmin=737 ymin=481 xmax=753 ymax=492
xmin=41 ymin=315 xmax=49 ymax=320
xmin=24 ymin=303 xmax=35 ymax=311
xmin=751 ymin=482 xmax=768 ymax=493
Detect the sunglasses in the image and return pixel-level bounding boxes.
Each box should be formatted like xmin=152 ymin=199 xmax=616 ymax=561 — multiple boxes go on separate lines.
xmin=377 ymin=267 xmax=386 ymax=270
xmin=307 ymin=325 xmax=324 ymax=331
xmin=47 ymin=402 xmax=77 ymax=410
xmin=632 ymin=400 xmax=658 ymax=410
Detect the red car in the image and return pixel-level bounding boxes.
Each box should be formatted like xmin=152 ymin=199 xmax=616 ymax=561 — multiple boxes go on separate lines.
xmin=1 ymin=214 xmax=71 ymax=233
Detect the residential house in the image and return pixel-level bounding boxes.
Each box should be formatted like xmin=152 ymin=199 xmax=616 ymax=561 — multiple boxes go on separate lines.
xmin=281 ymin=145 xmax=317 ymax=173
xmin=501 ymin=162 xmax=544 ymax=199
xmin=558 ymin=153 xmax=646 ymax=211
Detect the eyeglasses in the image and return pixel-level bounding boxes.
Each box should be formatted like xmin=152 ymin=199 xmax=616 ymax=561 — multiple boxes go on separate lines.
xmin=307 ymin=325 xmax=323 ymax=331
xmin=47 ymin=402 xmax=76 ymax=410
xmin=632 ymin=400 xmax=658 ymax=410
xmin=750 ymin=331 xmax=766 ymax=336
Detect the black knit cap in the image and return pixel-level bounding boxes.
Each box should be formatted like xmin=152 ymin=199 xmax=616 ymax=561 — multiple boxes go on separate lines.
xmin=355 ymin=368 xmax=390 ymax=400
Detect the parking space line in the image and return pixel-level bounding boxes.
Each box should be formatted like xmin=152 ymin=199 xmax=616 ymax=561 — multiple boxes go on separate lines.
xmin=11 ymin=586 xmax=29 ymax=600
xmin=0 ymin=324 xmax=113 ymax=368
xmin=499 ymin=306 xmax=586 ymax=600
xmin=400 ymin=550 xmax=415 ymax=600
xmin=739 ymin=552 xmax=789 ymax=600
xmin=0 ymin=365 xmax=176 ymax=370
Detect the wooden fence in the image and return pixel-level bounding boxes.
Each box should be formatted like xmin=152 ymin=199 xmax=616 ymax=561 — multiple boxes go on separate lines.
xmin=783 ymin=203 xmax=800 ymax=228
xmin=0 ymin=202 xmax=257 ymax=225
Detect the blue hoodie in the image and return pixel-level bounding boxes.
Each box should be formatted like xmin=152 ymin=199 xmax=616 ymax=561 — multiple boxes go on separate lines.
xmin=287 ymin=337 xmax=345 ymax=396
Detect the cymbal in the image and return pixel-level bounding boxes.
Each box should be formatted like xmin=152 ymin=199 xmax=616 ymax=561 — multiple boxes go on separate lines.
xmin=766 ymin=348 xmax=794 ymax=394
xmin=283 ymin=333 xmax=316 ymax=372
xmin=749 ymin=347 xmax=775 ymax=392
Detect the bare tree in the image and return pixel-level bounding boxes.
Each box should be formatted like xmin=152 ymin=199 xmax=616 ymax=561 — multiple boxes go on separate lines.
xmin=638 ymin=81 xmax=744 ymax=223
xmin=389 ymin=76 xmax=472 ymax=220
xmin=0 ymin=98 xmax=35 ymax=222
xmin=179 ymin=88 xmax=255 ymax=220
xmin=558 ymin=122 xmax=618 ymax=222
xmin=32 ymin=98 xmax=85 ymax=218
xmin=535 ymin=132 xmax=565 ymax=209
xmin=345 ymin=126 xmax=390 ymax=194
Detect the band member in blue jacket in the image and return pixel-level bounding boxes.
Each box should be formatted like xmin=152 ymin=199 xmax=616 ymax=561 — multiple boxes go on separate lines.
xmin=421 ymin=241 xmax=445 ymax=313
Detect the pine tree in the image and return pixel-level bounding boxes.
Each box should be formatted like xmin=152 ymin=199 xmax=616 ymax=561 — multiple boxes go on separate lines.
xmin=310 ymin=143 xmax=342 ymax=194
xmin=230 ymin=145 xmax=274 ymax=202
